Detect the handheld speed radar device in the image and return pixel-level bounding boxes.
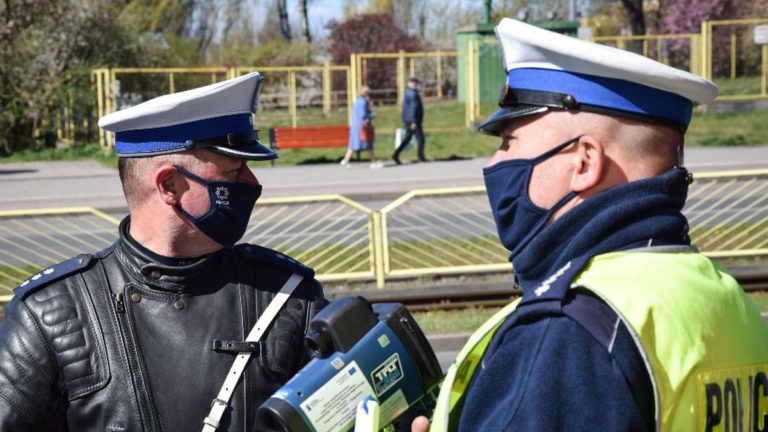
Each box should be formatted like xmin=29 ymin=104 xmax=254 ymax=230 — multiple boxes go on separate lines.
xmin=256 ymin=296 xmax=443 ymax=432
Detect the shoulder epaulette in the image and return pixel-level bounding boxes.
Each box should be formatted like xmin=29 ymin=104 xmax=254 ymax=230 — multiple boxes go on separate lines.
xmin=14 ymin=254 xmax=95 ymax=300
xmin=235 ymin=244 xmax=315 ymax=278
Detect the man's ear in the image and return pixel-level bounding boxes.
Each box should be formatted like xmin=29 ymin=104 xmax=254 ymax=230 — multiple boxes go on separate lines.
xmin=569 ymin=135 xmax=605 ymax=193
xmin=155 ymin=166 xmax=183 ymax=206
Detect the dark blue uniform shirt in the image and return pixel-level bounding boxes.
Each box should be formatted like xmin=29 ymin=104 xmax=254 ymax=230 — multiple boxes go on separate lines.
xmin=459 ymin=314 xmax=653 ymax=431
xmin=458 ymin=168 xmax=692 ymax=431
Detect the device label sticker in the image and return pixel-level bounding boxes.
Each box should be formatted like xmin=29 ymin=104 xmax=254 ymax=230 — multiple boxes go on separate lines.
xmin=377 ymin=334 xmax=390 ymax=347
xmin=379 ymin=388 xmax=409 ymax=424
xmin=300 ymin=360 xmax=376 ymax=432
xmin=371 ymin=353 xmax=404 ymax=396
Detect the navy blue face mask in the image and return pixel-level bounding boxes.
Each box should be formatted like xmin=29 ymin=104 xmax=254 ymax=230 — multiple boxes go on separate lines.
xmin=173 ymin=165 xmax=262 ymax=248
xmin=483 ymin=136 xmax=580 ymax=260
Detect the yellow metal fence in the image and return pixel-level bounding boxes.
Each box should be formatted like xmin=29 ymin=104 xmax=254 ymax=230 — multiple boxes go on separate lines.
xmin=92 ymin=55 xmax=464 ymax=149
xmin=0 ymin=208 xmax=121 ymax=302
xmin=77 ymin=17 xmax=768 ymax=148
xmin=591 ymin=34 xmax=703 ymax=76
xmin=380 ymin=187 xmax=509 ymax=278
xmin=92 ymin=65 xmax=352 ymax=149
xmin=0 ymin=169 xmax=766 ymax=301
xmin=687 ymin=169 xmax=768 ymax=257
xmin=349 ymin=50 xmax=458 ymax=105
xmin=700 ymin=18 xmax=768 ymax=99
xmin=244 ymin=195 xmax=378 ymax=282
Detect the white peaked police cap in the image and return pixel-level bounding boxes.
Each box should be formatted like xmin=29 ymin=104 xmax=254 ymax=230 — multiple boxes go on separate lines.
xmin=478 ymin=18 xmax=719 ymax=136
xmin=98 ymin=71 xmax=277 ymax=160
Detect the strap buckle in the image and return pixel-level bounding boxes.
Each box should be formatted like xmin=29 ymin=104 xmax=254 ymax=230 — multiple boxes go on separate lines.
xmin=212 ymin=339 xmax=260 ymax=354
xmin=200 ymin=273 xmax=304 ymax=432
xmin=203 ymin=398 xmax=229 ymax=429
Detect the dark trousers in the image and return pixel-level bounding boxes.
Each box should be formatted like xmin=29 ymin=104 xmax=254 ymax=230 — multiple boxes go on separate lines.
xmin=393 ymin=123 xmax=426 ymax=161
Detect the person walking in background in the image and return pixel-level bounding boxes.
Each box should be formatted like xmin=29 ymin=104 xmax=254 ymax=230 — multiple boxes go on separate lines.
xmin=392 ymin=77 xmax=426 ymax=165
xmin=341 ymin=85 xmax=382 ymax=168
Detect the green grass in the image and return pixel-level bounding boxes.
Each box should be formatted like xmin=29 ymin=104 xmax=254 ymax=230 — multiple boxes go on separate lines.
xmin=258 ymin=100 xmax=477 ymax=131
xmin=278 ymin=243 xmax=372 ymax=274
xmin=687 ymin=108 xmax=768 ymax=147
xmin=714 ymin=76 xmax=766 ymax=97
xmin=388 ymin=235 xmax=506 ymax=270
xmin=413 ymin=306 xmax=501 ymax=334
xmin=0 ymin=142 xmax=117 ymax=165
xmin=1 ymin=101 xmax=767 ymax=166
xmin=262 ymin=128 xmax=499 ymax=166
xmin=258 ymin=100 xmax=500 ymax=166
xmin=238 ymin=102 xmax=768 ymax=164
xmin=257 ymin=106 xmax=347 ymax=127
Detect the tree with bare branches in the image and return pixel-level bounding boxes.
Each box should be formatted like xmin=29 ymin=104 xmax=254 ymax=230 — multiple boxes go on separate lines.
xmin=277 ymin=0 xmax=292 ymax=40
xmin=619 ymin=0 xmax=645 ymax=35
xmin=299 ymin=0 xmax=312 ymax=42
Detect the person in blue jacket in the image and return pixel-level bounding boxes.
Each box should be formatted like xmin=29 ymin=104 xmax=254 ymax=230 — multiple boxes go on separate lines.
xmin=341 ymin=85 xmax=382 ymax=168
xmin=392 ymin=77 xmax=426 ymax=164
xmin=411 ymin=18 xmax=768 ymax=432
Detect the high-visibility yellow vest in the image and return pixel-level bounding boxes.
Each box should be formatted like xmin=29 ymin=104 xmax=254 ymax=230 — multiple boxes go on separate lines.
xmin=431 ymin=251 xmax=768 ymax=432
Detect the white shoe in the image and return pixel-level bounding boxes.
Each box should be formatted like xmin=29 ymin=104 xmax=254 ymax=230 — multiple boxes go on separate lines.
xmin=340 ymin=159 xmax=350 ymax=167
xmin=369 ymin=162 xmax=383 ymax=169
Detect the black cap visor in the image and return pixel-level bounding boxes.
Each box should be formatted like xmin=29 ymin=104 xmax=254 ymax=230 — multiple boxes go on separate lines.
xmin=209 ymin=141 xmax=278 ymax=161
xmin=186 ymin=130 xmax=278 ymax=161
xmin=477 ymin=105 xmax=549 ymax=136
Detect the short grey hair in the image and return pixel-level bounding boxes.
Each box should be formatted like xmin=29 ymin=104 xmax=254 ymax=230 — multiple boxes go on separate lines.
xmin=117 ymin=152 xmax=202 ymax=209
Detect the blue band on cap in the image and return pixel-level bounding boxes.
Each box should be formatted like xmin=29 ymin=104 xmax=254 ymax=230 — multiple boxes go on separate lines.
xmin=507 ymin=69 xmax=693 ymax=127
xmin=115 ymin=113 xmax=252 ymax=156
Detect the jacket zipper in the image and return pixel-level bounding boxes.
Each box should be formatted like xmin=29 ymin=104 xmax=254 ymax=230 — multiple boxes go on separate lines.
xmin=115 ymin=293 xmax=125 ymax=313
xmin=113 ymin=288 xmax=160 ymax=432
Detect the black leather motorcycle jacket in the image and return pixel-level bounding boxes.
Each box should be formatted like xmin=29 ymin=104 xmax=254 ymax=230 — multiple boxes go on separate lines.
xmin=0 ymin=218 xmax=326 ymax=431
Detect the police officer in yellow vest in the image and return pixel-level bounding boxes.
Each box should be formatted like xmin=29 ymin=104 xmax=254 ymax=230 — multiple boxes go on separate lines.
xmin=413 ymin=18 xmax=768 ymax=432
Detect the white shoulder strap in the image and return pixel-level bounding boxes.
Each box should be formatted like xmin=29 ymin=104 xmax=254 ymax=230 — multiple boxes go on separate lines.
xmin=202 ymin=272 xmax=305 ymax=432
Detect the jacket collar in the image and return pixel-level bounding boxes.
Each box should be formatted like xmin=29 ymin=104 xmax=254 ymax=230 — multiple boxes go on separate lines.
xmin=512 ymin=167 xmax=691 ymax=291
xmin=115 ymin=217 xmax=226 ymax=293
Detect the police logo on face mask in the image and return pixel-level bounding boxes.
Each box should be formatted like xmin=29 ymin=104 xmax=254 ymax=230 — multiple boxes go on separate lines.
xmin=173 ymin=165 xmax=262 ymax=248
xmin=215 ymin=186 xmax=230 ymax=206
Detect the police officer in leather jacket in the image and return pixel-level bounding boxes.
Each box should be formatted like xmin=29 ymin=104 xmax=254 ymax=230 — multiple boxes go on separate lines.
xmin=0 ymin=72 xmax=326 ymax=431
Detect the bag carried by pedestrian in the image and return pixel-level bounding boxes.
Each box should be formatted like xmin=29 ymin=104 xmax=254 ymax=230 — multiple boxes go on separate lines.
xmin=394 ymin=127 xmax=413 ymax=151
xmin=360 ymin=123 xmax=375 ymax=143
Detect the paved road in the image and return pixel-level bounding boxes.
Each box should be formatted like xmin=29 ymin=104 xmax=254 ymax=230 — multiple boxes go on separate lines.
xmin=0 ymin=145 xmax=767 ymax=211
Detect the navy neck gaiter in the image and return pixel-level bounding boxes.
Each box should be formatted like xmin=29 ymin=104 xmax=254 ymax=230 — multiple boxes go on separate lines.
xmin=512 ymin=167 xmax=692 ymax=291
xmin=483 ymin=136 xmax=580 ymax=260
